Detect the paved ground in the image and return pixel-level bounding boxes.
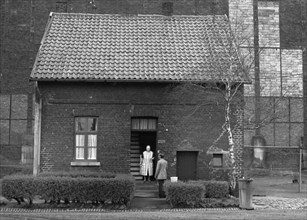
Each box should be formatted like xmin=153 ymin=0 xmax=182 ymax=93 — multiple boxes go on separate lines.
xmin=253 ymin=197 xmax=307 ymax=209
xmin=252 ymin=176 xmax=307 ymax=198
xmin=130 ymin=182 xmax=171 ymax=210
xmin=250 ymin=176 xmax=307 ymax=210
xmin=0 ymin=209 xmax=307 ymax=220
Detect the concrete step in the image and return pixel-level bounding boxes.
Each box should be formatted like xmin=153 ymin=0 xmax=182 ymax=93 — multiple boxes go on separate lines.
xmin=135 ymin=183 xmax=158 ymax=190
xmin=135 ymin=191 xmax=158 ymax=198
xmin=130 ymin=197 xmax=171 ymax=210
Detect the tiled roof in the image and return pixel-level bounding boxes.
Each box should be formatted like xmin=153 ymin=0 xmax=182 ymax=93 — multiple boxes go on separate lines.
xmin=30 ymin=13 xmax=248 ymax=82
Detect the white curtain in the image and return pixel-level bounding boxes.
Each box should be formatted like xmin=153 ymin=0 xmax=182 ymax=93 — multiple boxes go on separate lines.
xmin=140 ymin=119 xmax=148 ymax=130
xmin=148 ymin=119 xmax=156 ymax=130
xmin=76 ymin=135 xmax=85 ymax=159
xmin=132 ymin=119 xmax=140 ymax=130
xmin=132 ymin=118 xmax=157 ymax=130
xmin=88 ymin=135 xmax=97 ymax=159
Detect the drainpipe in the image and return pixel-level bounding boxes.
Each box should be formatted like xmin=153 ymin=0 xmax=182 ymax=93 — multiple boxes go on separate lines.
xmin=302 ymin=0 xmax=307 ymax=169
xmin=33 ymin=82 xmax=42 ymax=176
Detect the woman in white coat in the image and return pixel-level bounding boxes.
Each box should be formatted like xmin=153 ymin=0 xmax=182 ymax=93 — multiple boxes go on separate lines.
xmin=140 ymin=145 xmax=154 ymax=182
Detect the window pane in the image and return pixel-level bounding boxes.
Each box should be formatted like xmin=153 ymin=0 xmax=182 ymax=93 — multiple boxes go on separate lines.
xmin=131 ymin=119 xmax=140 ymax=130
xmin=88 ymin=135 xmax=97 ymax=147
xmin=148 ymin=119 xmax=157 ymax=130
xmin=11 ymin=94 xmax=28 ymax=119
xmin=10 ymin=120 xmax=27 ymax=145
xmin=213 ymin=154 xmax=223 ymax=167
xmin=88 ymin=118 xmax=98 ymax=131
xmin=88 ymin=147 xmax=97 ymax=160
xmin=0 ymin=95 xmax=10 ymax=119
xmin=76 ymin=135 xmax=85 ymax=146
xmin=0 ymin=120 xmax=10 ymax=144
xmin=140 ymin=119 xmax=148 ymax=130
xmin=76 ymin=147 xmax=84 ymax=159
xmin=76 ymin=118 xmax=87 ymax=131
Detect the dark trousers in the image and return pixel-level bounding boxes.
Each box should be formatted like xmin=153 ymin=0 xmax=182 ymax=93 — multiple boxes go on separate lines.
xmin=158 ymin=179 xmax=166 ymax=198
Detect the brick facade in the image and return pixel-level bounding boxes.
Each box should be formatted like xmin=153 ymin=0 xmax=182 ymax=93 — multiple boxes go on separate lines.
xmin=38 ymin=81 xmax=243 ymax=179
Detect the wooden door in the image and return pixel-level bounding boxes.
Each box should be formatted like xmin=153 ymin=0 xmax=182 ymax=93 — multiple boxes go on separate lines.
xmin=177 ymin=151 xmax=198 ymax=180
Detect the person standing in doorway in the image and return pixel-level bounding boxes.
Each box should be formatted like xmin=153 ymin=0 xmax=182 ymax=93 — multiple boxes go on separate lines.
xmin=140 ymin=145 xmax=154 ymax=182
xmin=155 ymin=153 xmax=168 ymax=198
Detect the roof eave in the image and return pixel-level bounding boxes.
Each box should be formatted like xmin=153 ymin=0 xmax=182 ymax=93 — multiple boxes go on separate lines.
xmin=29 ymin=77 xmax=250 ymax=84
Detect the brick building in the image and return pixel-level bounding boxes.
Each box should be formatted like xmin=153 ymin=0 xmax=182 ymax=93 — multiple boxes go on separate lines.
xmin=30 ymin=13 xmax=247 ymax=179
xmin=229 ymin=0 xmax=306 ymax=170
xmin=0 ymin=0 xmax=306 ymax=176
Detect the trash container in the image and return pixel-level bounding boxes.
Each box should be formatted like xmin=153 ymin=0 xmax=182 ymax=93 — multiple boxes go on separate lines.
xmin=238 ymin=178 xmax=254 ymax=210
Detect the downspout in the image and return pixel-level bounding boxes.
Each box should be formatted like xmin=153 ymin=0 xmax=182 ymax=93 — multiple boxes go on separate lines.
xmin=33 ymin=81 xmax=42 ymax=176
xmin=302 ymin=0 xmax=307 ymax=169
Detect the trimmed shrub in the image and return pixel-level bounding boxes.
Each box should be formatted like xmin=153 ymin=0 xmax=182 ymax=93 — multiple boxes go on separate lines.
xmin=2 ymin=174 xmax=135 ymax=206
xmin=189 ymin=180 xmax=229 ymax=198
xmin=38 ymin=170 xmax=116 ymax=179
xmin=2 ymin=175 xmax=38 ymax=204
xmin=164 ymin=181 xmax=204 ymax=208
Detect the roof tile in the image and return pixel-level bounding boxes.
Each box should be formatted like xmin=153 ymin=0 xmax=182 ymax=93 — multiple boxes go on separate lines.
xmin=30 ymin=13 xmax=247 ymax=82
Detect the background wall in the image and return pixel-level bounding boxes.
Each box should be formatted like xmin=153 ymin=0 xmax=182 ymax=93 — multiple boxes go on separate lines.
xmin=229 ymin=0 xmax=306 ymax=170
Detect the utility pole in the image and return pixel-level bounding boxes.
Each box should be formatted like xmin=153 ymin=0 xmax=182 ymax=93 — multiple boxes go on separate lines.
xmin=253 ymin=0 xmax=261 ymax=136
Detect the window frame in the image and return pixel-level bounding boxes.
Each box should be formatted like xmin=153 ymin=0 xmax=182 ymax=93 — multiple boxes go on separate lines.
xmin=74 ymin=117 xmax=98 ymax=161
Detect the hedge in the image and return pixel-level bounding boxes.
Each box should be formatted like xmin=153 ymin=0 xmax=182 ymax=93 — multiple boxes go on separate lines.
xmin=38 ymin=170 xmax=116 ymax=179
xmin=2 ymin=174 xmax=135 ymax=206
xmin=164 ymin=181 xmax=204 ymax=208
xmin=189 ymin=180 xmax=229 ymax=198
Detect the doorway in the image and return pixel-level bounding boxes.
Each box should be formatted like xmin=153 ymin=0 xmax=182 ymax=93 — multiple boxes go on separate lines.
xmin=177 ymin=151 xmax=198 ymax=180
xmin=130 ymin=117 xmax=158 ymax=180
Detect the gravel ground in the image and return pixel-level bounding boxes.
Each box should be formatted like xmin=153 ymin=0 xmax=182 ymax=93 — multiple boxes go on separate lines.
xmin=0 ymin=209 xmax=307 ymax=220
xmin=253 ymin=197 xmax=307 ymax=209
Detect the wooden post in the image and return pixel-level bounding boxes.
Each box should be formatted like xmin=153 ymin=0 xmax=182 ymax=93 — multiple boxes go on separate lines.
xmin=33 ymin=84 xmax=42 ymax=176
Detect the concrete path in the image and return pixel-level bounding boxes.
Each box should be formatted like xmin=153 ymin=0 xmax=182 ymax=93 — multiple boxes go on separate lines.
xmin=130 ymin=181 xmax=171 ymax=210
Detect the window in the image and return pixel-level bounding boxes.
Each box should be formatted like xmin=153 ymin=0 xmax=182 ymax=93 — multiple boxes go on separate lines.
xmin=75 ymin=117 xmax=98 ymax=160
xmin=162 ymin=2 xmax=173 ymax=16
xmin=131 ymin=118 xmax=157 ymax=131
xmin=0 ymin=94 xmax=28 ymax=145
xmin=212 ymin=154 xmax=223 ymax=167
xmin=56 ymin=1 xmax=68 ymax=13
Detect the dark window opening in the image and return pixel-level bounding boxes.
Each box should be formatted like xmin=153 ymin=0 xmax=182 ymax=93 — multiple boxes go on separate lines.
xmin=162 ymin=2 xmax=173 ymax=16
xmin=56 ymin=2 xmax=68 ymax=13
xmin=280 ymin=0 xmax=304 ymax=49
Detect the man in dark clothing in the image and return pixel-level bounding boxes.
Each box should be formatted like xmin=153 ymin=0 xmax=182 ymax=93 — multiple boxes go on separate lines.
xmin=155 ymin=153 xmax=168 ymax=198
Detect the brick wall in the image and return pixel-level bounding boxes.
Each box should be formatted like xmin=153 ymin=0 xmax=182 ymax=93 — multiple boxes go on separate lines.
xmin=282 ymin=50 xmax=303 ymax=96
xmin=229 ymin=0 xmax=305 ymax=170
xmin=38 ymin=82 xmax=244 ymax=179
xmin=258 ymin=0 xmax=279 ymax=47
xmin=229 ymin=0 xmax=254 ymax=47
